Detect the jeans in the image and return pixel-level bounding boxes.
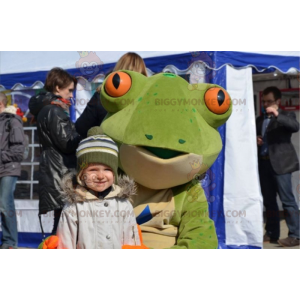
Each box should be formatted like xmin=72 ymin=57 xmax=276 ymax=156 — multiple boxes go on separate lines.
xmin=0 ymin=176 xmax=18 ymax=247
xmin=259 ymin=159 xmax=300 ymax=239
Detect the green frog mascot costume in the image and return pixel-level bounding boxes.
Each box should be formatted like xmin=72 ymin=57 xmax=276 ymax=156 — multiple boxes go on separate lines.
xmin=98 ymin=70 xmax=232 ymax=249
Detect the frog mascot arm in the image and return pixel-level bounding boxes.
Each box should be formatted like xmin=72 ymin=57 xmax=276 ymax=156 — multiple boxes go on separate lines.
xmin=99 ymin=71 xmax=232 ymax=249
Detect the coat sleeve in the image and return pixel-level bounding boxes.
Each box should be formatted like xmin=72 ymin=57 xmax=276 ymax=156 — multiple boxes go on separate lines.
xmin=276 ymin=111 xmax=300 ymax=133
xmin=1 ymin=117 xmax=25 ymax=163
xmin=75 ymin=92 xmax=107 ymax=138
xmin=48 ymin=107 xmax=82 ymax=154
xmin=122 ymin=200 xmax=141 ymax=246
xmin=57 ymin=203 xmax=78 ymax=249
xmin=171 ymin=184 xmax=218 ymax=249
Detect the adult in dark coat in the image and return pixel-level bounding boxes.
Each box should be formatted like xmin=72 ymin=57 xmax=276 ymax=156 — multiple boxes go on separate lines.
xmin=75 ymin=91 xmax=107 ymax=138
xmin=0 ymin=93 xmax=25 ymax=249
xmin=29 ymin=68 xmax=82 ymax=234
xmin=75 ymin=52 xmax=148 ymax=138
xmin=256 ymin=86 xmax=299 ymax=247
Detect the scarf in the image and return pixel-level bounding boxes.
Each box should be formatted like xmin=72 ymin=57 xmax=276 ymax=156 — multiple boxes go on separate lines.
xmin=51 ymin=98 xmax=71 ymax=116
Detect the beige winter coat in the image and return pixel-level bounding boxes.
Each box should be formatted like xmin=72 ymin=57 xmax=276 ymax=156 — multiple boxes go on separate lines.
xmin=57 ymin=173 xmax=141 ymax=249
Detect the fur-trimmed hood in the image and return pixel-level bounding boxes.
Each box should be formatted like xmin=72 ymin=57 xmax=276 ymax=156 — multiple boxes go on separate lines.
xmin=3 ymin=105 xmax=18 ymax=115
xmin=61 ymin=171 xmax=137 ymax=204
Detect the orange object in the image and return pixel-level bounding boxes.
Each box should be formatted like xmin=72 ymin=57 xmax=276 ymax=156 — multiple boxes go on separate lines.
xmin=204 ymin=87 xmax=231 ymax=114
xmin=42 ymin=235 xmax=59 ymax=249
xmin=122 ymin=244 xmax=149 ymax=249
xmin=105 ymin=71 xmax=132 ymax=97
xmin=122 ymin=225 xmax=149 ymax=249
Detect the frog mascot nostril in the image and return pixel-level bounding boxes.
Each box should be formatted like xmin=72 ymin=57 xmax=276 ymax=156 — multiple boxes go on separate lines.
xmin=99 ymin=70 xmax=232 ymax=249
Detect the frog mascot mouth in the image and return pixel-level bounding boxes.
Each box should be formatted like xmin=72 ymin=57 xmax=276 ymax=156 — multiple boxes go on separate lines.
xmin=119 ymin=145 xmax=207 ymax=190
xmin=99 ymin=70 xmax=232 ymax=248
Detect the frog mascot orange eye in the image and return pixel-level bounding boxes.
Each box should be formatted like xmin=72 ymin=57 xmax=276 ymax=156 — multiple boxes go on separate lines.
xmin=204 ymin=87 xmax=231 ymax=114
xmin=105 ymin=71 xmax=132 ymax=97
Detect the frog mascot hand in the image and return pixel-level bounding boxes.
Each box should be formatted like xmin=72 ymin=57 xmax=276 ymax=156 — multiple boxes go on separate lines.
xmin=99 ymin=71 xmax=232 ymax=249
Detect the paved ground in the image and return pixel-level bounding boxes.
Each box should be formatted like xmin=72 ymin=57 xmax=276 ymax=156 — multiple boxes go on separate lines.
xmin=263 ymin=217 xmax=300 ymax=249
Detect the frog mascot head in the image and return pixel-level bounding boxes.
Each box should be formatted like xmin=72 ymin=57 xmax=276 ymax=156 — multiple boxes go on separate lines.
xmin=99 ymin=70 xmax=232 ymax=249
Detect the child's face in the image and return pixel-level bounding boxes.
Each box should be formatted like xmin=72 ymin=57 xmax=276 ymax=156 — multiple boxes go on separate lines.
xmin=81 ymin=164 xmax=114 ymax=192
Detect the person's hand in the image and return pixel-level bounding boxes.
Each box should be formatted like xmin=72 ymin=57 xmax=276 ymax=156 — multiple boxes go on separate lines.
xmin=265 ymin=106 xmax=279 ymax=117
xmin=257 ymin=136 xmax=263 ymax=146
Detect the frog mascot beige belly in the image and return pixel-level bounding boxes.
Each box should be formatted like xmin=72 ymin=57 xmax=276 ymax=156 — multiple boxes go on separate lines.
xmin=98 ymin=70 xmax=232 ymax=249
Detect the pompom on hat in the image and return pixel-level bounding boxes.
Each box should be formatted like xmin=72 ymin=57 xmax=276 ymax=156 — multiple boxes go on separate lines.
xmin=76 ymin=127 xmax=119 ymax=185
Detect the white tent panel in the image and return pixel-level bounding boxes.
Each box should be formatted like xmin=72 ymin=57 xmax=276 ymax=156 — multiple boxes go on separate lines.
xmin=0 ymin=200 xmax=53 ymax=233
xmin=224 ymin=65 xmax=263 ymax=247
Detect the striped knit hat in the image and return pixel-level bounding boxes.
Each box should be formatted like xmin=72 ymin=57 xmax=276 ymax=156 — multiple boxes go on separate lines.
xmin=76 ymin=128 xmax=119 ymax=185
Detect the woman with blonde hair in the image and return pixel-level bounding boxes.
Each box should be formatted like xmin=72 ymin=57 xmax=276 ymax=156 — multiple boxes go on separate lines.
xmin=113 ymin=52 xmax=147 ymax=76
xmin=75 ymin=52 xmax=147 ymax=137
xmin=0 ymin=92 xmax=25 ymax=248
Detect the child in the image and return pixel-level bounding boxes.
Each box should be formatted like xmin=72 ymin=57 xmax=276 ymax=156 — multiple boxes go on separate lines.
xmin=56 ymin=130 xmax=141 ymax=249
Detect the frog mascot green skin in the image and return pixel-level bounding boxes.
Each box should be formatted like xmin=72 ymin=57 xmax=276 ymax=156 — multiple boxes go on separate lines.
xmin=99 ymin=70 xmax=232 ymax=249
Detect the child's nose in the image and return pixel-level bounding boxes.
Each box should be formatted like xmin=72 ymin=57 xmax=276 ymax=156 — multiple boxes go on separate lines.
xmin=97 ymin=171 xmax=105 ymax=179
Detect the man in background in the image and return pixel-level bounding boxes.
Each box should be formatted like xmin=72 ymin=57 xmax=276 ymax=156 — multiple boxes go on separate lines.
xmin=257 ymin=86 xmax=299 ymax=247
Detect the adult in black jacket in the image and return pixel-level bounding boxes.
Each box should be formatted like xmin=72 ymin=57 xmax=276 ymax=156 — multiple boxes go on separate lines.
xmin=29 ymin=68 xmax=82 ymax=234
xmin=256 ymin=86 xmax=299 ymax=247
xmin=75 ymin=52 xmax=148 ymax=138
xmin=75 ymin=91 xmax=107 ymax=138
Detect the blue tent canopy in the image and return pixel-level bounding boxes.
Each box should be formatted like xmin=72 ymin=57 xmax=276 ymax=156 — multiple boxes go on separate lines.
xmin=1 ymin=51 xmax=299 ymax=89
